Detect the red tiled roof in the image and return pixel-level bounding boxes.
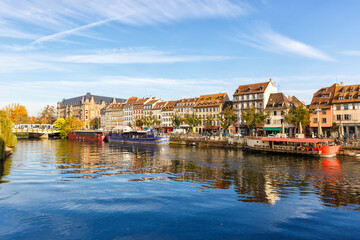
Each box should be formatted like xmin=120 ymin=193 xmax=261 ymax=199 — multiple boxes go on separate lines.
xmin=194 ymin=93 xmax=228 ymax=108
xmin=162 ymin=100 xmax=178 ymax=111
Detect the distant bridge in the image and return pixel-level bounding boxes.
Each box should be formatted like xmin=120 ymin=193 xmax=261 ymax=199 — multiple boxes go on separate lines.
xmin=13 ymin=124 xmax=60 ymax=139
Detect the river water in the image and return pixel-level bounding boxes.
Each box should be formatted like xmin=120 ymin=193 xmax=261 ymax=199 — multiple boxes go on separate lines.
xmin=0 ymin=139 xmax=359 ymax=239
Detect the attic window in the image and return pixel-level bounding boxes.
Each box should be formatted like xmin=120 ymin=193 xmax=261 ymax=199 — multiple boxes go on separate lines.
xmin=247 ymin=87 xmax=251 ymax=91
xmin=260 ymin=86 xmax=264 ymax=90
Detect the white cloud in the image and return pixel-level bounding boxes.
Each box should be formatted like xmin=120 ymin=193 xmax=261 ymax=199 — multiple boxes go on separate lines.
xmin=238 ymin=26 xmax=335 ymax=62
xmin=56 ymin=48 xmax=230 ymax=64
xmin=0 ymin=0 xmax=248 ymax=42
xmin=339 ymin=50 xmax=360 ymax=56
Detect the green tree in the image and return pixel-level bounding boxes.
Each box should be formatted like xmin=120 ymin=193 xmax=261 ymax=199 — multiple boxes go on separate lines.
xmin=204 ymin=114 xmax=215 ymax=131
xmin=0 ymin=110 xmax=17 ymax=159
xmin=39 ymin=105 xmax=56 ymax=124
xmin=284 ymin=105 xmax=312 ymax=133
xmin=135 ymin=118 xmax=144 ymax=129
xmin=54 ymin=116 xmax=84 ymax=138
xmin=241 ymin=106 xmax=268 ymax=135
xmin=183 ymin=112 xmax=201 ymax=132
xmin=218 ymin=105 xmax=237 ymax=133
xmin=143 ymin=112 xmax=160 ymax=128
xmin=330 ymin=122 xmax=339 ymax=134
xmin=90 ymin=117 xmax=101 ymax=129
xmin=170 ymin=112 xmax=182 ymax=129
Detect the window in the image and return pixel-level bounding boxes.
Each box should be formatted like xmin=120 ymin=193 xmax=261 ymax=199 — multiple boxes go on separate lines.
xmin=336 ymin=105 xmax=341 ymax=110
xmin=344 ymin=104 xmax=349 ymax=110
xmin=273 ymin=111 xmax=277 ymax=116
xmin=322 ymin=110 xmax=326 ymax=114
xmin=353 ymin=104 xmax=357 ymax=110
xmin=344 ymin=114 xmax=351 ymax=120
xmin=267 ymin=119 xmax=270 ymax=124
xmin=313 ymin=118 xmax=318 ymax=123
xmin=349 ymin=96 xmax=353 ymax=100
xmin=339 ymin=97 xmax=344 ymax=100
xmin=322 ymin=118 xmax=326 ymax=123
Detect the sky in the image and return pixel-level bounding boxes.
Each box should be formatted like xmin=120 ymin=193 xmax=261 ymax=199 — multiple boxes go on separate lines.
xmin=1 ymin=0 xmax=360 ymax=116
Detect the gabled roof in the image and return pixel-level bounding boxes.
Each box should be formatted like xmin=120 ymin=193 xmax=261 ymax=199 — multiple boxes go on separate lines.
xmin=162 ymin=100 xmax=178 ymax=111
xmin=144 ymin=99 xmax=159 ymax=106
xmin=266 ymin=93 xmax=290 ymax=109
xmin=233 ymin=81 xmax=270 ymax=96
xmin=309 ymin=84 xmax=337 ymax=109
xmin=288 ymin=96 xmax=305 ymax=108
xmin=194 ymin=93 xmax=228 ymax=108
xmin=58 ymin=92 xmax=126 ymax=108
xmin=125 ymin=96 xmax=138 ymax=106
xmin=332 ymin=83 xmax=360 ymax=104
xmin=153 ymin=101 xmax=167 ymax=110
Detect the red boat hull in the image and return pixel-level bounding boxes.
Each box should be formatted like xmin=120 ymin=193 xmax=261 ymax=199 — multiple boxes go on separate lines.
xmin=68 ymin=132 xmax=105 ymax=142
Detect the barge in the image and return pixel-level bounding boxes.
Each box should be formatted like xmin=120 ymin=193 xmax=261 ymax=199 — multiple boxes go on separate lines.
xmin=68 ymin=131 xmax=106 ymax=142
xmin=107 ymin=131 xmax=169 ymax=145
xmin=245 ymin=136 xmax=341 ymax=157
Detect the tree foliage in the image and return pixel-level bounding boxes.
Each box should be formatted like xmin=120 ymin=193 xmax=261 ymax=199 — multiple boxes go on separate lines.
xmin=90 ymin=117 xmax=101 ymax=129
xmin=54 ymin=116 xmax=84 ymax=138
xmin=204 ymin=114 xmax=214 ymax=131
xmin=2 ymin=103 xmax=29 ymax=124
xmin=183 ymin=112 xmax=201 ymax=132
xmin=39 ymin=105 xmax=56 ymax=124
xmin=330 ymin=122 xmax=339 ymax=133
xmin=284 ymin=105 xmax=311 ymax=133
xmin=143 ymin=112 xmax=160 ymax=128
xmin=135 ymin=118 xmax=144 ymax=128
xmin=0 ymin=110 xmax=17 ymax=150
xmin=218 ymin=105 xmax=237 ymax=132
xmin=241 ymin=106 xmax=268 ymax=134
xmin=170 ymin=113 xmax=182 ymax=129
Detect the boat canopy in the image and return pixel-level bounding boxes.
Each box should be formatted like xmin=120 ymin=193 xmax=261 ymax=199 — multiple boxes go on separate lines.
xmin=260 ymin=137 xmax=333 ymax=143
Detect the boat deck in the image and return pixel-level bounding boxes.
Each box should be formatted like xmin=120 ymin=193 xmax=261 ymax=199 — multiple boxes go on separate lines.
xmin=244 ymin=146 xmax=321 ymax=156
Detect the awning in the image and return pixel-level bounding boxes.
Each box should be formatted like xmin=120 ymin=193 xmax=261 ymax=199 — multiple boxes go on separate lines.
xmin=203 ymin=126 xmax=220 ymax=130
xmin=264 ymin=127 xmax=282 ymax=131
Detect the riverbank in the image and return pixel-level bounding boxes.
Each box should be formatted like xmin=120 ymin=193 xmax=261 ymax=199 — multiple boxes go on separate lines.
xmin=170 ymin=136 xmax=244 ymax=149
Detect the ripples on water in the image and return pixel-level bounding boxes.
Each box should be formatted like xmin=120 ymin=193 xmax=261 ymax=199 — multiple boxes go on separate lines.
xmin=0 ymin=139 xmax=359 ymax=239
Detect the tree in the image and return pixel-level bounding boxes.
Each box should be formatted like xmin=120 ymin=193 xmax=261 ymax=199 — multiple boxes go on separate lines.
xmin=39 ymin=105 xmax=56 ymax=124
xmin=183 ymin=112 xmax=201 ymax=132
xmin=54 ymin=116 xmax=84 ymax=138
xmin=2 ymin=103 xmax=29 ymax=124
xmin=170 ymin=113 xmax=181 ymax=129
xmin=218 ymin=105 xmax=237 ymax=133
xmin=90 ymin=117 xmax=101 ymax=129
xmin=135 ymin=118 xmax=144 ymax=129
xmin=330 ymin=122 xmax=339 ymax=137
xmin=241 ymin=106 xmax=268 ymax=135
xmin=0 ymin=110 xmax=17 ymax=149
xmin=284 ymin=105 xmax=311 ymax=133
xmin=204 ymin=114 xmax=215 ymax=131
xmin=143 ymin=112 xmax=160 ymax=128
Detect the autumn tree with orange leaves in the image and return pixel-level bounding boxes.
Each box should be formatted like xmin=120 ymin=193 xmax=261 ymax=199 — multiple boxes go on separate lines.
xmin=39 ymin=105 xmax=56 ymax=124
xmin=2 ymin=103 xmax=29 ymax=124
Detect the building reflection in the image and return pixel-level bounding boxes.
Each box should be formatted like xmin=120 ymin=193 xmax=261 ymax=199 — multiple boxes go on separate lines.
xmin=54 ymin=141 xmax=360 ymax=210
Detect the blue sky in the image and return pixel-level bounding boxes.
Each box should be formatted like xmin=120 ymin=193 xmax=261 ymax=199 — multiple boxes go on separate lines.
xmin=1 ymin=0 xmax=360 ymax=115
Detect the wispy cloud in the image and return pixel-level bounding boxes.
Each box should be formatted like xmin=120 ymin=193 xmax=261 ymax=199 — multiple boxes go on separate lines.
xmin=339 ymin=50 xmax=360 ymax=56
xmin=0 ymin=0 xmax=248 ymax=42
xmin=0 ymin=48 xmax=230 ymax=72
xmin=238 ymin=26 xmax=335 ymax=61
xmin=56 ymin=48 xmax=230 ymax=64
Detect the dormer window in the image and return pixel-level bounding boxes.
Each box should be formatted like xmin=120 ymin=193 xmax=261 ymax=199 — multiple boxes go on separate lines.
xmin=342 ymin=89 xmax=346 ymax=93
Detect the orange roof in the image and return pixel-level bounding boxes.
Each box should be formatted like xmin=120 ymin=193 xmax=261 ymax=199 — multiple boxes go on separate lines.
xmin=175 ymin=97 xmax=198 ymax=108
xmin=125 ymin=97 xmax=138 ymax=105
xmin=194 ymin=93 xmax=228 ymax=108
xmin=153 ymin=101 xmax=167 ymax=110
xmin=107 ymin=103 xmax=124 ymax=110
xmin=233 ymin=81 xmax=270 ymax=96
xmin=162 ymin=100 xmax=178 ymax=111
xmin=309 ymin=84 xmax=336 ymax=109
xmin=144 ymin=99 xmax=159 ymax=106
xmin=332 ymin=83 xmax=360 ymax=103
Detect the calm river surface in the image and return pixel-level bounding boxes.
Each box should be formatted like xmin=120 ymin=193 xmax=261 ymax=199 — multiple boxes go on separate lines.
xmin=0 ymin=139 xmax=360 ymax=239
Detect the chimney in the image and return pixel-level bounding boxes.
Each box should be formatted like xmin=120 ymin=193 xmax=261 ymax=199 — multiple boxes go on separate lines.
xmin=340 ymin=81 xmax=344 ymax=86
xmin=270 ymin=78 xmax=273 ymax=84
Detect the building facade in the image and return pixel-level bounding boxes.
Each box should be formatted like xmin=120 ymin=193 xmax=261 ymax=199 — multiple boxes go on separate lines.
xmin=123 ymin=97 xmax=138 ymax=128
xmin=161 ymin=101 xmax=178 ymax=132
xmin=233 ymin=79 xmax=277 ymax=134
xmin=102 ymin=103 xmax=125 ymax=131
xmin=174 ymin=97 xmax=198 ymax=130
xmin=57 ymin=92 xmax=126 ymax=129
xmin=194 ymin=93 xmax=229 ymax=133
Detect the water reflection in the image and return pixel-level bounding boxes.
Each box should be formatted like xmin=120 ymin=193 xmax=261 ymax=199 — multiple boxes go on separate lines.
xmin=50 ymin=140 xmax=360 ymax=210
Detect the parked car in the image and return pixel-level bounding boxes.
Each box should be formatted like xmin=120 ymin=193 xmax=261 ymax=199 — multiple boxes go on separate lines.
xmin=267 ymin=134 xmax=276 ymax=138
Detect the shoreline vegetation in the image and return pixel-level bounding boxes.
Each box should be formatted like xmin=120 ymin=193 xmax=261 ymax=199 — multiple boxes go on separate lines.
xmin=0 ymin=110 xmax=17 ymax=160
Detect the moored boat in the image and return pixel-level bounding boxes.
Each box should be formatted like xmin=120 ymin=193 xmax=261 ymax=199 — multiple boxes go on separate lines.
xmin=107 ymin=131 xmax=169 ymax=145
xmin=245 ymin=137 xmax=341 ymax=157
xmin=68 ymin=131 xmax=106 ymax=142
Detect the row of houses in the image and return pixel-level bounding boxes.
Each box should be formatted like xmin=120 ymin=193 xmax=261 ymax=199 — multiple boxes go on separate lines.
xmin=57 ymin=79 xmax=360 ymax=137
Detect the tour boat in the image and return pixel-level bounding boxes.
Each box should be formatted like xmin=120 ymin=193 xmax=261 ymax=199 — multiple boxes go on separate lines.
xmin=245 ymin=136 xmax=341 ymax=157
xmin=68 ymin=131 xmax=106 ymax=142
xmin=106 ymin=131 xmax=169 ymax=145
